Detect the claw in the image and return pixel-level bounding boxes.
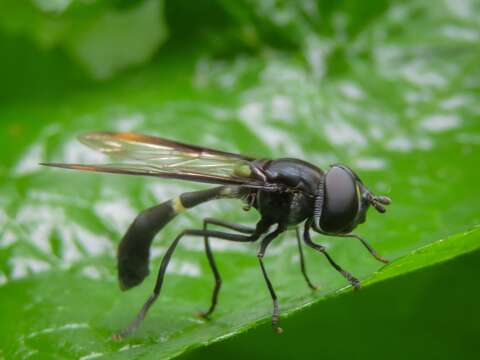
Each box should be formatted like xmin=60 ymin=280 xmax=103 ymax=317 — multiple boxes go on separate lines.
xmin=351 ymin=278 xmax=361 ymax=291
xmin=377 ymin=256 xmax=390 ymax=264
xmin=112 ymin=333 xmax=123 ymax=342
xmin=309 ymin=283 xmax=320 ymax=291
xmin=195 ymin=311 xmax=211 ymax=320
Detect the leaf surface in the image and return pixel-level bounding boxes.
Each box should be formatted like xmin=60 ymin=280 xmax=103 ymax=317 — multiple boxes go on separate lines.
xmin=0 ymin=0 xmax=479 ymax=359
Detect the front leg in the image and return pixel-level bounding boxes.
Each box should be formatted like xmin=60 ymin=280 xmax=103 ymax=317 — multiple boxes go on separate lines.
xmin=295 ymin=227 xmax=318 ymax=290
xmin=338 ymin=233 xmax=389 ymax=264
xmin=315 ymin=227 xmax=389 ymax=264
xmin=303 ymin=220 xmax=360 ymax=290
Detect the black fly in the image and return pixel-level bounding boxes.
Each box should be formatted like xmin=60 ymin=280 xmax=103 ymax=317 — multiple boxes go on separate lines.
xmin=41 ymin=132 xmax=391 ymax=337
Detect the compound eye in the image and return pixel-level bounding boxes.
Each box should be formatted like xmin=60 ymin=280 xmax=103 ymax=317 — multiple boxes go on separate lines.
xmin=320 ymin=166 xmax=358 ymax=233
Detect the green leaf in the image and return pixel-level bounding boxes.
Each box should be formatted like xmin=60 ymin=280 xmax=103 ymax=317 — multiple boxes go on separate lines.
xmin=0 ymin=0 xmax=479 ymax=359
xmin=364 ymin=227 xmax=480 ymax=286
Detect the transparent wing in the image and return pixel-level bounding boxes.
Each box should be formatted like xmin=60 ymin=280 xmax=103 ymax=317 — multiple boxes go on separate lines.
xmin=79 ymin=132 xmax=254 ymax=177
xmin=42 ymin=132 xmax=271 ymax=188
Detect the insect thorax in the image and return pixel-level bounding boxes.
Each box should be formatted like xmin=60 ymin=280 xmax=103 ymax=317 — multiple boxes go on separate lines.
xmin=256 ymin=189 xmax=314 ymax=226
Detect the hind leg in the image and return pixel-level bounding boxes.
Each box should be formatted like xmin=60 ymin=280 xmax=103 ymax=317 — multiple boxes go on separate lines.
xmin=113 ymin=220 xmax=270 ymax=339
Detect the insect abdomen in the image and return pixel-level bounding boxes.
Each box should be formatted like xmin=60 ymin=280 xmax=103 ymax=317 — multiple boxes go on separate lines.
xmin=117 ymin=200 xmax=178 ymax=290
xmin=117 ymin=186 xmax=234 ymax=290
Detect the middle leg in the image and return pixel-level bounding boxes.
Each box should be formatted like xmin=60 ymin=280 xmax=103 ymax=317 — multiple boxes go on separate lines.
xmin=199 ymin=218 xmax=256 ymax=318
xmin=257 ymin=224 xmax=286 ymax=334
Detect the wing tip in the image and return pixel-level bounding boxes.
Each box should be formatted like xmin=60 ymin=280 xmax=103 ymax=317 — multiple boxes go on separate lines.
xmin=39 ymin=162 xmax=63 ymax=168
xmin=77 ymin=131 xmax=139 ymax=150
xmin=77 ymin=131 xmax=107 ymax=145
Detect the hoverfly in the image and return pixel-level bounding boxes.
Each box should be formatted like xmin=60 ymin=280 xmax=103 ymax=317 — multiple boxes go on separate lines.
xmin=42 ymin=132 xmax=391 ymax=337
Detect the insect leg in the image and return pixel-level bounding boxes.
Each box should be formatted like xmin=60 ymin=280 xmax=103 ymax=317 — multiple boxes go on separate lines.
xmin=198 ymin=218 xmax=256 ymax=318
xmin=114 ymin=220 xmax=270 ymax=339
xmin=339 ymin=233 xmax=389 ymax=264
xmin=303 ymin=221 xmax=360 ymax=290
xmin=257 ymin=224 xmax=286 ymax=334
xmin=295 ymin=227 xmax=317 ymax=290
xmin=204 ymin=218 xmax=256 ymax=233
xmin=315 ymin=229 xmax=389 ymax=264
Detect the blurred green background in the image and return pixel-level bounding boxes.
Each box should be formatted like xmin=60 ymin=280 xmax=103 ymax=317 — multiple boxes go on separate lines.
xmin=0 ymin=0 xmax=479 ymax=359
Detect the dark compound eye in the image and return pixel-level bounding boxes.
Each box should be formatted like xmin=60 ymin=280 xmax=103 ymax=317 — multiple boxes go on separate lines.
xmin=320 ymin=166 xmax=358 ymax=233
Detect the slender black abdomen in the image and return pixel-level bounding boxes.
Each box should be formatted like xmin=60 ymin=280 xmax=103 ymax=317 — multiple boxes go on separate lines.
xmin=117 ymin=186 xmax=236 ymax=290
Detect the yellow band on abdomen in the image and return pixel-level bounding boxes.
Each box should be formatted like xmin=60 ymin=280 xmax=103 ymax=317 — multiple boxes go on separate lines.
xmin=172 ymin=196 xmax=186 ymax=213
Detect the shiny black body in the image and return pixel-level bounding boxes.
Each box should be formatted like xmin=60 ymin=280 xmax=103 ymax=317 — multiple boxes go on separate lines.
xmin=113 ymin=157 xmax=390 ymax=337
xmin=42 ymin=132 xmax=391 ymax=338
xmin=254 ymin=158 xmax=322 ymax=226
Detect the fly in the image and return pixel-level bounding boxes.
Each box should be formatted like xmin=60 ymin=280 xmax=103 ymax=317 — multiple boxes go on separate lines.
xmin=41 ymin=132 xmax=391 ymax=337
